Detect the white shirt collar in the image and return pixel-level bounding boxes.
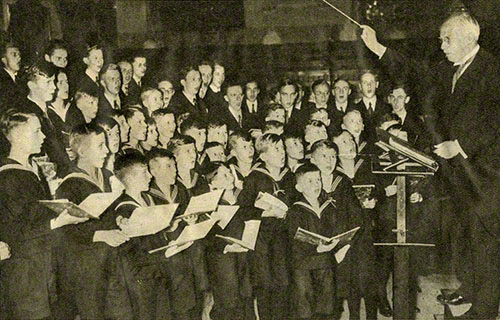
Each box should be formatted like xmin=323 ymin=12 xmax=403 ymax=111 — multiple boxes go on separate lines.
xmin=104 ymin=91 xmax=120 ymax=109
xmin=363 ymin=96 xmax=377 ymax=109
xmin=4 ymin=68 xmax=16 ymax=82
xmin=183 ymin=90 xmax=197 ymax=106
xmin=228 ymin=105 xmax=242 ymax=125
xmin=454 ymin=45 xmax=480 ymax=67
xmin=209 ymin=83 xmax=221 ymax=93
xmin=133 ymin=75 xmax=142 ymax=86
xmin=85 ymin=68 xmax=99 ymax=83
xmin=336 ymin=101 xmax=348 ymax=112
xmin=28 ymin=95 xmax=47 ymax=113
xmin=246 ymin=99 xmax=257 ymax=112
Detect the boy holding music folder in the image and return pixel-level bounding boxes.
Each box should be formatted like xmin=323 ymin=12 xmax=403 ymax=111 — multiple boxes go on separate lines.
xmin=203 ymin=161 xmax=261 ymax=320
xmin=146 ymin=148 xmax=212 ymax=320
xmin=51 ymin=122 xmax=130 ymax=319
xmin=287 ymin=162 xmax=358 ymax=320
xmin=238 ymin=133 xmax=295 ymax=320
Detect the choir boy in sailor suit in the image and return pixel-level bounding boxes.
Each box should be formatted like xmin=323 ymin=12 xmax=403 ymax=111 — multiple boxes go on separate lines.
xmin=55 ymin=122 xmax=130 ymax=319
xmin=151 ymin=109 xmax=177 ymax=150
xmin=286 ymin=163 xmax=338 ymax=320
xmin=340 ymin=110 xmax=373 ymax=156
xmin=168 ymin=135 xmax=210 ymax=197
xmin=0 ymin=110 xmax=88 ymax=319
xmin=204 ymin=162 xmax=255 ymax=320
xmin=145 ymin=148 xmax=210 ymax=320
xmin=227 ymin=132 xmax=259 ymax=189
xmin=238 ymin=133 xmax=295 ymax=320
xmin=333 ymin=130 xmax=386 ymax=319
xmin=109 ymin=152 xmax=171 ymax=319
xmin=284 ymin=131 xmax=305 ymax=174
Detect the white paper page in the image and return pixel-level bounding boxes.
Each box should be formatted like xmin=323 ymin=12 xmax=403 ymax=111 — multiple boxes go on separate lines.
xmin=79 ymin=192 xmax=121 ymax=218
xmin=211 ymin=205 xmax=239 ymax=230
xmin=173 ymin=218 xmax=219 ymax=245
xmin=180 ymin=189 xmax=224 ymax=217
xmin=254 ymin=192 xmax=288 ymax=211
xmin=240 ymin=220 xmax=261 ymax=250
xmin=123 ymin=204 xmax=178 ymax=238
xmin=335 ymin=244 xmax=351 ymax=263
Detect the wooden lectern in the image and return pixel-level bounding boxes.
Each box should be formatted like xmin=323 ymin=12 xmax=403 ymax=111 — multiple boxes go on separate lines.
xmin=372 ymin=129 xmax=438 ymax=319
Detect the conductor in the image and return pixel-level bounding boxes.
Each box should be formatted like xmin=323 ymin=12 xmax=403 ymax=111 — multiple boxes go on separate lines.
xmin=359 ymin=12 xmax=500 ymax=319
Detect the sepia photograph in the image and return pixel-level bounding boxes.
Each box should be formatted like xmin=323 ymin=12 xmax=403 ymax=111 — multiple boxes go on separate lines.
xmin=0 ymin=0 xmax=498 ymax=319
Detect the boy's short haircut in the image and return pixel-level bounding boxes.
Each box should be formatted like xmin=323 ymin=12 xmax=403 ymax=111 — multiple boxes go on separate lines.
xmin=333 ymin=77 xmax=350 ymax=87
xmin=222 ymin=79 xmax=242 ymax=95
xmin=122 ymin=107 xmax=145 ymax=122
xmin=255 ymin=133 xmax=282 ymax=155
xmin=283 ymin=129 xmax=303 ymax=143
xmin=305 ymin=120 xmax=327 ymax=130
xmin=333 ymin=129 xmax=358 ymax=154
xmin=145 ymin=147 xmax=175 ymax=164
xmin=207 ymin=118 xmax=227 ymax=131
xmin=202 ymin=161 xmax=227 ymax=184
xmin=311 ymin=79 xmax=330 ymax=92
xmin=212 ymin=60 xmax=224 ymax=69
xmin=99 ymin=63 xmax=119 ymax=79
xmin=26 ymin=60 xmax=56 ymax=83
xmin=0 ymin=38 xmax=18 ymax=58
xmin=129 ymin=50 xmax=147 ymax=63
xmin=391 ymin=80 xmax=411 ymax=96
xmin=74 ymin=87 xmax=99 ymax=103
xmin=140 ymin=87 xmax=160 ymax=103
xmin=84 ymin=40 xmax=103 ymax=58
xmin=145 ymin=116 xmax=156 ymax=126
xmin=205 ymin=141 xmax=224 ymax=151
xmin=266 ymin=103 xmax=285 ymax=116
xmin=228 ymin=131 xmax=251 ymax=151
xmin=44 ymin=39 xmax=67 ymax=56
xmin=309 ymin=107 xmax=328 ymax=118
xmin=264 ymin=120 xmax=284 ymax=131
xmin=95 ymin=116 xmax=119 ymax=131
xmin=0 ymin=108 xmax=36 ymax=137
xmin=68 ymin=121 xmax=106 ymax=155
xmin=179 ymin=65 xmax=198 ymax=81
xmin=310 ymin=139 xmax=339 ymax=157
xmin=198 ymin=59 xmax=212 ymax=68
xmin=342 ymin=109 xmax=362 ymax=124
xmin=167 ymin=135 xmax=196 ymax=154
xmin=295 ymin=161 xmax=320 ymax=181
xmin=245 ymin=79 xmax=259 ymax=88
xmin=359 ymin=69 xmax=379 ymax=81
xmin=114 ymin=151 xmax=147 ymax=182
xmin=278 ymin=78 xmax=297 ymax=92
xmin=179 ymin=115 xmax=205 ymax=134
xmin=151 ymin=109 xmax=175 ymax=121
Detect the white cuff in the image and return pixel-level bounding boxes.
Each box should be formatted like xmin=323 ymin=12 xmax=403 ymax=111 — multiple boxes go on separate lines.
xmin=454 ymin=140 xmax=468 ymax=159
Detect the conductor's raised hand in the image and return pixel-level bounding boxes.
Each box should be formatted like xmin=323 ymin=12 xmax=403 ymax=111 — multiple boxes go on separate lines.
xmin=360 ymin=25 xmax=386 ymax=57
xmin=51 ymin=209 xmax=89 ymax=229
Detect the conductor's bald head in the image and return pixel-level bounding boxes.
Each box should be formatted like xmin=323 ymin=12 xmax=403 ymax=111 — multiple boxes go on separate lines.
xmin=440 ymin=12 xmax=480 ymax=63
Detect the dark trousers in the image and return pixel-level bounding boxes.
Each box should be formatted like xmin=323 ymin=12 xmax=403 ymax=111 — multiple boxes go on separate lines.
xmin=208 ymin=251 xmax=254 ymax=320
xmin=457 ymin=210 xmax=500 ymax=318
xmin=291 ymin=267 xmax=335 ymax=319
xmin=251 ymin=227 xmax=289 ymax=320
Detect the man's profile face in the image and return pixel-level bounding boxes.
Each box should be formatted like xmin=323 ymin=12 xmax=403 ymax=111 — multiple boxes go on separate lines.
xmin=440 ymin=23 xmax=471 ymax=64
xmin=49 ymin=49 xmax=68 ymax=68
xmin=198 ymin=64 xmax=213 ymax=85
xmin=32 ymin=74 xmax=56 ymax=102
xmin=132 ymin=57 xmax=147 ymax=79
xmin=2 ymin=47 xmax=21 ymax=73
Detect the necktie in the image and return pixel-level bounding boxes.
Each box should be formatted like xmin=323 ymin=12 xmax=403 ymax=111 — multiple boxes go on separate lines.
xmin=114 ymin=99 xmax=119 ymax=110
xmin=452 ymin=64 xmax=465 ymax=94
xmin=368 ymin=102 xmax=373 ymax=117
xmin=238 ymin=114 xmax=242 ymax=127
